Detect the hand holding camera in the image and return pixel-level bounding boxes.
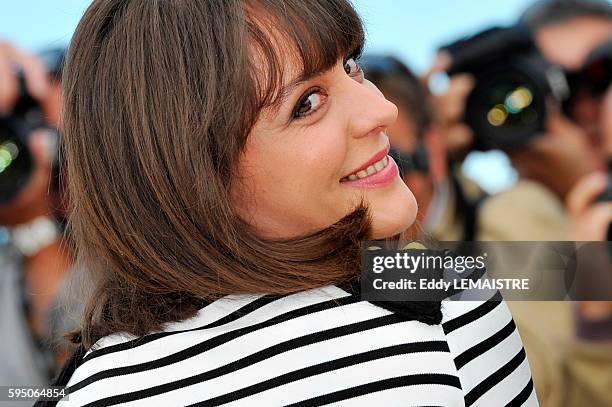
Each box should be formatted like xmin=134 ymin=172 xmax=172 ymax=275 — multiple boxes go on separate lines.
xmin=568 ymin=172 xmax=612 ymax=241
xmin=0 ymin=41 xmax=50 ymax=114
xmin=509 ymin=111 xmax=598 ymax=200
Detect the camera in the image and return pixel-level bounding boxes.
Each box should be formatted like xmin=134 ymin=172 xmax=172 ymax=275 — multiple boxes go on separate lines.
xmin=0 ymin=78 xmax=41 ymax=204
xmin=0 ymin=49 xmax=65 ymax=205
xmin=441 ymin=26 xmax=611 ymax=151
xmin=440 ymin=25 xmax=570 ymax=150
xmin=564 ymin=37 xmax=612 ymax=120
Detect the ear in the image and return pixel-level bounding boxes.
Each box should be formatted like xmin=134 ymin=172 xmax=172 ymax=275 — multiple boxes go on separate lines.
xmin=423 ymin=125 xmax=447 ymax=184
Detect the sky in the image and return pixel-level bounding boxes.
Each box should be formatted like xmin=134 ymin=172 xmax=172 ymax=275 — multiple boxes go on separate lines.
xmin=0 ymin=0 xmax=538 ymax=71
xmin=0 ymin=0 xmax=545 ymax=192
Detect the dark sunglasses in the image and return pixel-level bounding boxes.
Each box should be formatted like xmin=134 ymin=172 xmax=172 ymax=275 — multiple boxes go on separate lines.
xmin=563 ymin=37 xmax=612 ymax=114
xmin=388 ymin=142 xmax=430 ymax=178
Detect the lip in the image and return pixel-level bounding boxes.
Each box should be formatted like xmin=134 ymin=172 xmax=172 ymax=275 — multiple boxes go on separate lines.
xmin=343 ymin=145 xmax=391 ymax=179
xmin=339 ymin=155 xmax=399 ymax=188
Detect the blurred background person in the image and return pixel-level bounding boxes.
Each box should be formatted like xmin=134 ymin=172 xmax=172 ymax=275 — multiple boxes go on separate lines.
xmin=0 ymin=42 xmax=79 ymax=395
xmin=427 ymin=0 xmax=612 ymax=405
xmin=431 ymin=0 xmax=611 ymax=241
xmin=561 ymin=79 xmax=612 ymax=407
xmin=528 ymin=0 xmax=612 ymax=160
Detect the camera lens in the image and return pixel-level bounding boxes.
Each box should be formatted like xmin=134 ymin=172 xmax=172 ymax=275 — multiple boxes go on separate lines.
xmin=484 ymin=85 xmax=536 ymax=127
xmin=465 ymin=62 xmax=547 ymax=150
xmin=0 ymin=120 xmax=33 ymax=205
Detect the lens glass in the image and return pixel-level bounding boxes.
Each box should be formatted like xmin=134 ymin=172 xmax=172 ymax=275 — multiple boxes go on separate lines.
xmin=484 ymin=83 xmax=537 ymax=129
xmin=466 ymin=67 xmax=545 ymax=150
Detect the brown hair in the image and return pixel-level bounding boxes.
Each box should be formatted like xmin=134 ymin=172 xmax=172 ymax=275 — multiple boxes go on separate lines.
xmin=63 ymin=0 xmax=385 ymax=348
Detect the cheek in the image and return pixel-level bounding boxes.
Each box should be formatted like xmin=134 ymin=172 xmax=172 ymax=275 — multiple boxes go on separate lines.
xmin=257 ymin=122 xmax=347 ymax=194
xmin=287 ymin=128 xmax=346 ymax=188
xmin=233 ymin=119 xmax=350 ymax=237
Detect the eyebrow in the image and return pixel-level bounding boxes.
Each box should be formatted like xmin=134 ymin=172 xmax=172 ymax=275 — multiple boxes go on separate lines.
xmin=264 ymin=42 xmax=365 ymax=117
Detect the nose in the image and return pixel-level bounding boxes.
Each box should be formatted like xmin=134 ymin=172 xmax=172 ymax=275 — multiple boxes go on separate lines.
xmin=345 ymin=78 xmax=398 ymax=139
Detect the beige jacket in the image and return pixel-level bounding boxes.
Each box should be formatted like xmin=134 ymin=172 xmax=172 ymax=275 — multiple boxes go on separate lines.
xmin=475 ymin=179 xmax=611 ymax=407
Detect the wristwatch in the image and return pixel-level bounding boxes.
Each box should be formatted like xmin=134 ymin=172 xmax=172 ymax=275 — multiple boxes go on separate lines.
xmin=10 ymin=216 xmax=61 ymax=256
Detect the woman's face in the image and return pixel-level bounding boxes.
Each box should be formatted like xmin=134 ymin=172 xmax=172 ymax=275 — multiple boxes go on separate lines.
xmin=233 ymin=53 xmax=417 ymax=240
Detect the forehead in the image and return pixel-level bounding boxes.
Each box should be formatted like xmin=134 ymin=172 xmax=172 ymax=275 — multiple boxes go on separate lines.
xmin=535 ymin=16 xmax=612 ymax=69
xmin=247 ymin=35 xmax=307 ymax=122
xmin=244 ymin=0 xmax=365 ymax=110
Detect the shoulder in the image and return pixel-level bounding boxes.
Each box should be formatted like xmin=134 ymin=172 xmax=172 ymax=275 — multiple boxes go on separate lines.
xmin=478 ymin=179 xmax=568 ymax=240
xmin=441 ymin=294 xmax=514 ymax=341
xmin=57 ymin=285 xmax=535 ymax=406
xmin=59 ymin=285 xmax=445 ymax=406
xmin=441 ymin=295 xmax=536 ymax=406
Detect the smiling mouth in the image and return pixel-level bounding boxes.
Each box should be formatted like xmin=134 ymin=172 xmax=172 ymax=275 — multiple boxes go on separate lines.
xmin=340 ymin=155 xmax=390 ymax=182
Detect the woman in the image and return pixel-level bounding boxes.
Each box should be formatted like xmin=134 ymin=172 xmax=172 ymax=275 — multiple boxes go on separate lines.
xmin=49 ymin=0 xmax=536 ymax=405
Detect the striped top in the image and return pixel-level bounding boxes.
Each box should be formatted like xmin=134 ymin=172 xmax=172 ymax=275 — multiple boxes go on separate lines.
xmin=58 ymin=285 xmax=537 ymax=406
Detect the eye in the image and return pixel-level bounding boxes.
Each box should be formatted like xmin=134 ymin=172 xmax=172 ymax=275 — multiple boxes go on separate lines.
xmin=343 ymin=57 xmax=363 ymax=78
xmin=293 ymin=88 xmax=327 ymax=119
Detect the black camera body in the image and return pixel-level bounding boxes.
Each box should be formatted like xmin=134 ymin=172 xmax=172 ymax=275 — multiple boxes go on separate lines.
xmin=564 ymin=38 xmax=612 ymax=117
xmin=441 ymin=25 xmax=571 ymax=151
xmin=0 ymin=79 xmax=41 ymax=205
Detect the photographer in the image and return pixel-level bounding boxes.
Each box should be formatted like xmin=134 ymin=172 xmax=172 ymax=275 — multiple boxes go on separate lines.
xmin=562 ymin=85 xmax=612 ymax=407
xmin=429 ymin=0 xmax=610 ymax=260
xmin=0 ymin=42 xmax=78 ymax=394
xmin=428 ymin=1 xmax=611 ymax=405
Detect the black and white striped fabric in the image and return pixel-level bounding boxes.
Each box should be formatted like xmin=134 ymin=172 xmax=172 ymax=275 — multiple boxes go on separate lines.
xmin=58 ymin=285 xmax=537 ymax=406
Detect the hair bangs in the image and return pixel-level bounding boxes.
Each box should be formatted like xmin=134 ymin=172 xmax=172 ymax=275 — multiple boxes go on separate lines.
xmin=245 ymin=0 xmax=365 ymax=111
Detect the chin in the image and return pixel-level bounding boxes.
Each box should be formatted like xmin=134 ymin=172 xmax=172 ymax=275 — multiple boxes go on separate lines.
xmin=368 ymin=180 xmax=418 ymax=239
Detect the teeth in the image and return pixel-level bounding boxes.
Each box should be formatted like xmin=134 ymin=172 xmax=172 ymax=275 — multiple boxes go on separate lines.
xmin=343 ymin=155 xmax=390 ymax=181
